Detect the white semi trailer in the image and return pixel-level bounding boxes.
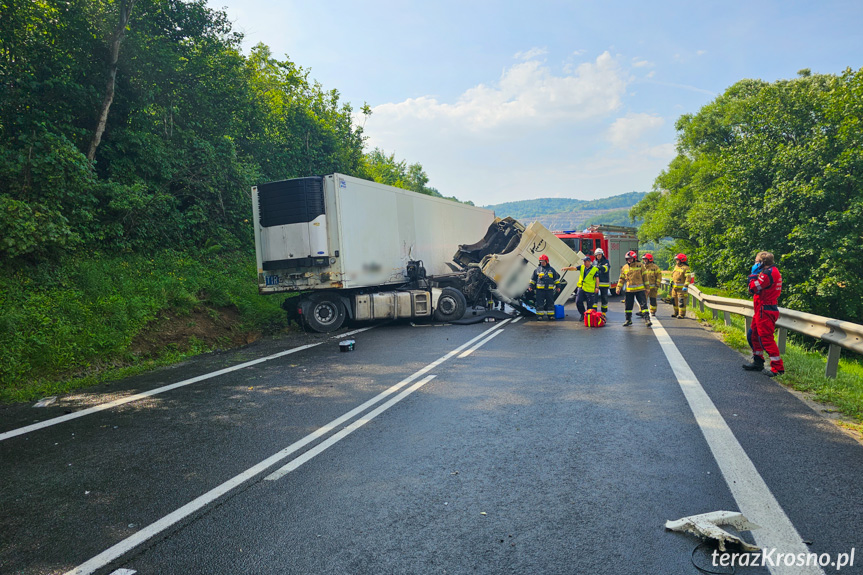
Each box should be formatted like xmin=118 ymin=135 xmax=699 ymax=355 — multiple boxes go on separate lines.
xmin=252 ymin=174 xmax=496 ymax=332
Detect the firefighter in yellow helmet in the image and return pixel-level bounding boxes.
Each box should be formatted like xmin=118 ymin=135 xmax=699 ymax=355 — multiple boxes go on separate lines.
xmin=641 ymin=253 xmax=662 ymax=317
xmin=616 ymin=251 xmax=652 ymax=327
xmin=670 ymin=253 xmax=692 ymax=318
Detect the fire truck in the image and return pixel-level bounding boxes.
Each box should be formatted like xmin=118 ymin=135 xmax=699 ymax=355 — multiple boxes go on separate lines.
xmin=553 ymin=225 xmax=640 ymax=286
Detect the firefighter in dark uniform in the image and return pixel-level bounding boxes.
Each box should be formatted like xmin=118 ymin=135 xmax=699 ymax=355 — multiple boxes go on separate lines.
xmin=593 ymin=248 xmax=611 ymax=316
xmin=528 ymin=254 xmax=560 ymax=320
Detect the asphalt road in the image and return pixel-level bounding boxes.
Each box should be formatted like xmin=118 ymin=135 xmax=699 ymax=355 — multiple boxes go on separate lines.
xmin=1 ymin=300 xmax=861 ymax=575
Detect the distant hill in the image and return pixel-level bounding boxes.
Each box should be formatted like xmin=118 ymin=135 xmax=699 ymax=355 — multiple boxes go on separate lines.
xmin=483 ymin=192 xmax=646 ymax=230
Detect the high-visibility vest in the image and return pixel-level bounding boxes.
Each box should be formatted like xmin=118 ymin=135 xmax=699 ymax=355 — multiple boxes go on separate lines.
xmin=578 ymin=265 xmax=599 ymax=292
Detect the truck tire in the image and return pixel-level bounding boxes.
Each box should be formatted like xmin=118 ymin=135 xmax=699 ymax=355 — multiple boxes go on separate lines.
xmin=304 ymin=293 xmax=346 ymax=332
xmin=434 ymin=287 xmax=467 ymax=322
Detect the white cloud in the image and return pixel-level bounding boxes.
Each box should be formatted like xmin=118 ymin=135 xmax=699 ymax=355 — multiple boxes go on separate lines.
xmin=572 ymin=49 xmax=587 ymax=56
xmin=645 ymin=142 xmax=677 ymax=159
xmin=366 ymin=51 xmax=628 ymax=137
xmin=606 ymin=113 xmax=665 ymax=148
xmin=632 ymin=58 xmax=652 ymax=68
xmin=514 ymin=47 xmax=548 ymax=61
xmin=697 ymin=50 xmax=707 ymax=56
xmin=357 ymin=52 xmax=665 ymax=205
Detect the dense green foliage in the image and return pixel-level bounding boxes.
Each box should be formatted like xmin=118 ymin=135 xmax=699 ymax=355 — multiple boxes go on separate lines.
xmin=0 ymin=0 xmax=448 ymax=264
xmin=0 ymin=249 xmax=288 ymax=401
xmin=485 ymin=192 xmax=646 ymax=219
xmin=632 ymin=69 xmax=863 ymax=323
xmin=0 ymin=0 xmax=461 ymax=397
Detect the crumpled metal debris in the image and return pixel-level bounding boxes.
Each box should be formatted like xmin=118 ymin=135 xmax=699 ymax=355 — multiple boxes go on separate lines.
xmin=33 ymin=396 xmax=57 ymax=408
xmin=665 ymin=510 xmax=761 ymax=552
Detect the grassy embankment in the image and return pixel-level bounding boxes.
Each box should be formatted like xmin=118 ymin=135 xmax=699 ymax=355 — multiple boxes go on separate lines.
xmin=675 ymin=283 xmax=863 ymax=430
xmin=0 ymin=249 xmax=291 ymax=404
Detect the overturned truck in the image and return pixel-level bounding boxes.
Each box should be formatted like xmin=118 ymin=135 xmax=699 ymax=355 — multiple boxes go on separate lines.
xmin=253 ymin=174 xmax=583 ymax=332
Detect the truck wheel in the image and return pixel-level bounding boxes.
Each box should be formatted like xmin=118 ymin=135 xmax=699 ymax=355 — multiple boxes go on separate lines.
xmin=304 ymin=293 xmax=346 ymax=332
xmin=434 ymin=287 xmax=467 ymax=322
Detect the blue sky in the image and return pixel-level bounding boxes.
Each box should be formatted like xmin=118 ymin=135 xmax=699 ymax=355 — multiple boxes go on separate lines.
xmin=216 ymin=0 xmax=863 ymax=206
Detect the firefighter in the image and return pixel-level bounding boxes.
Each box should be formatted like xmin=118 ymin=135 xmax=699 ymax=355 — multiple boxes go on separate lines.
xmin=743 ymin=251 xmax=784 ymax=376
xmin=593 ymin=248 xmax=611 ymax=315
xmin=562 ymin=255 xmax=599 ymax=320
xmin=670 ymin=253 xmax=691 ymax=318
xmin=528 ymin=254 xmax=561 ymax=320
xmin=641 ymin=253 xmax=662 ymax=317
xmin=616 ymin=251 xmax=652 ymax=327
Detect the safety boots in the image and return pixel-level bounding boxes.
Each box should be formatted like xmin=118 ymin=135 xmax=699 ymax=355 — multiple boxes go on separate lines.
xmin=742 ymin=357 xmax=765 ymax=371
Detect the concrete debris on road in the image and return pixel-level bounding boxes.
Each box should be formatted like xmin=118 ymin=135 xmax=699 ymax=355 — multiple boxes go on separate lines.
xmin=665 ymin=510 xmax=761 ymax=552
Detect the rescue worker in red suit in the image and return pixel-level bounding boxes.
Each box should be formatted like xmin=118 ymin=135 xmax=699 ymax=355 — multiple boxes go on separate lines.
xmin=528 ymin=254 xmax=561 ymax=320
xmin=743 ymin=251 xmax=785 ymax=377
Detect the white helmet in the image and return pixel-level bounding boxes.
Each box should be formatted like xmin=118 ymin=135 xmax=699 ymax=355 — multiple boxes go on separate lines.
xmin=594 ymin=248 xmax=604 ymax=256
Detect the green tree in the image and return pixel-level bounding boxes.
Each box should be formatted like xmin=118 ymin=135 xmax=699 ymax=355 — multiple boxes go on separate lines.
xmin=632 ymin=69 xmax=863 ymax=322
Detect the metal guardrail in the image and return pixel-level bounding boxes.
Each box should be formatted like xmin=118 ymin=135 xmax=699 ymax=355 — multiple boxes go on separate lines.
xmin=659 ymin=279 xmax=863 ymax=378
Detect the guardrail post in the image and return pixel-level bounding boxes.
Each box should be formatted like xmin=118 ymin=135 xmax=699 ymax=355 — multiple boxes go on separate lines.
xmin=826 ymin=344 xmax=840 ymax=379
xmin=712 ymin=308 xmax=718 ymax=320
xmin=777 ymin=328 xmax=787 ymax=354
xmin=699 ymin=299 xmax=705 ymax=313
xmin=744 ymin=316 xmax=751 ymax=334
xmin=723 ymin=311 xmax=731 ymax=326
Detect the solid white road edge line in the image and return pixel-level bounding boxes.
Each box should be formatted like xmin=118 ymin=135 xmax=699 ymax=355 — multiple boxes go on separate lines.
xmin=64 ymin=320 xmax=509 ymax=575
xmin=264 ymin=375 xmax=437 ymax=481
xmin=332 ymin=326 xmax=375 ymax=339
xmin=0 ymin=343 xmax=322 ymax=443
xmin=457 ymin=329 xmax=504 ymax=358
xmin=2 ymin=327 xmax=378 ymax=443
xmin=651 ymin=317 xmax=824 ymax=575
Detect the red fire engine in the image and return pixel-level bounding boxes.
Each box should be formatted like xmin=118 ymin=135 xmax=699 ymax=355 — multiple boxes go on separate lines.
xmin=553 ymin=225 xmax=640 ymax=286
